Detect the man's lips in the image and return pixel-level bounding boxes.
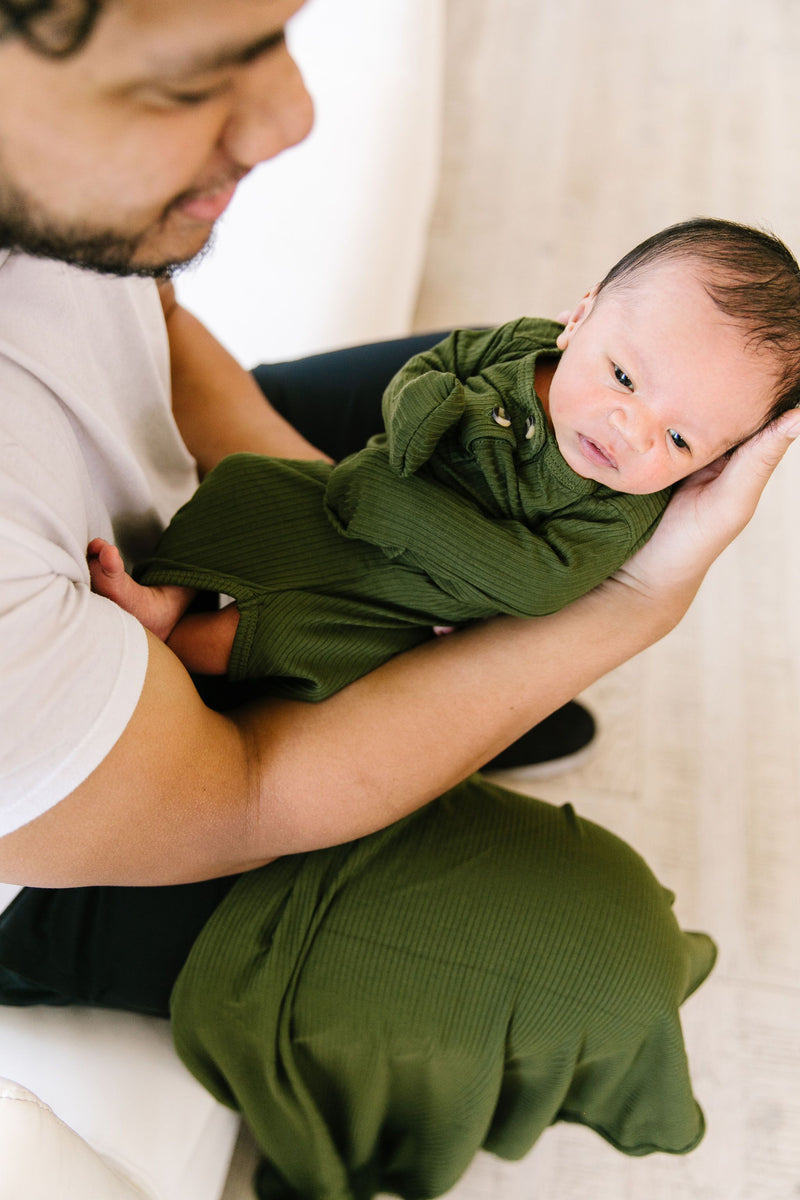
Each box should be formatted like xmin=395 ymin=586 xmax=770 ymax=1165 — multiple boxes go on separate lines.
xmin=578 ymin=434 xmax=617 ymax=470
xmin=174 ymin=182 xmax=239 ymax=223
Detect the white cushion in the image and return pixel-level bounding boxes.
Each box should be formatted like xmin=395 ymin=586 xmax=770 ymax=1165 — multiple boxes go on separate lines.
xmin=0 ymin=1007 xmax=240 ymax=1200
xmin=175 ymin=0 xmax=445 ymax=366
xmin=0 ymin=1078 xmax=149 ymax=1200
xmin=0 ymin=883 xmax=21 ymax=912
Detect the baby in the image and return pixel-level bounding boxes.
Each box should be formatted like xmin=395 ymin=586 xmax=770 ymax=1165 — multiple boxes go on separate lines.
xmin=90 ymin=217 xmax=800 ymax=701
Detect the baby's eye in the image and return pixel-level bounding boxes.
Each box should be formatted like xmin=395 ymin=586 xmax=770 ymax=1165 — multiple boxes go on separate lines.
xmin=613 ymin=364 xmax=633 ymax=390
xmin=668 ymin=428 xmax=690 ymax=452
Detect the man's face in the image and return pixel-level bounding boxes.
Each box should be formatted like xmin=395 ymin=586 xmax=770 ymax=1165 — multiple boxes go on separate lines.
xmin=0 ymin=0 xmax=313 ymax=275
xmin=544 ymin=259 xmax=777 ymax=494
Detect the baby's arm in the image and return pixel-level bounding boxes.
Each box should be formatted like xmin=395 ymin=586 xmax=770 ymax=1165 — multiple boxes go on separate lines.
xmin=87 ymin=538 xmax=237 ymax=675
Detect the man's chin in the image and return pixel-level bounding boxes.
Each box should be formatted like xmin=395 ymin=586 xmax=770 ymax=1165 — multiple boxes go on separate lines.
xmin=0 ymin=212 xmax=215 ymax=279
xmin=55 ymin=231 xmax=214 ymax=279
xmin=125 ymin=223 xmax=217 ymax=278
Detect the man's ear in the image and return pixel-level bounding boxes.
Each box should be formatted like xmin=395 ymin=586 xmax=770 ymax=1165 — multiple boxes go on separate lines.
xmin=556 ymin=284 xmax=599 ymax=349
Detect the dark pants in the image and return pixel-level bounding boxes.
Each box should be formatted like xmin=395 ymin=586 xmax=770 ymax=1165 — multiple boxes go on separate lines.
xmin=0 ymin=334 xmax=452 ymax=1019
xmin=252 ymin=332 xmax=449 ymax=461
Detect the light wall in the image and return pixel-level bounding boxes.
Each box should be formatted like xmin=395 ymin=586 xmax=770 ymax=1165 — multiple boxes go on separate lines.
xmin=175 ymin=0 xmax=445 ymax=368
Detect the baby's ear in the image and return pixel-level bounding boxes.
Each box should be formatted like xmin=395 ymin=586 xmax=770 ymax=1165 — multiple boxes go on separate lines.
xmin=556 ymin=285 xmax=599 ymax=349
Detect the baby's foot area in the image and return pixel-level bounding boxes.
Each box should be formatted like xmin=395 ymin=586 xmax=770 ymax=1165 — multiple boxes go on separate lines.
xmin=87 ymin=537 xmax=185 ymax=641
xmin=88 ymin=538 xmax=133 ymax=605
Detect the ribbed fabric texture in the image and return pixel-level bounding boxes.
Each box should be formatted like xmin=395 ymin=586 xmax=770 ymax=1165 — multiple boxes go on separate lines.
xmin=172 ymin=778 xmax=715 ymax=1200
xmin=138 ymin=320 xmax=669 ymax=701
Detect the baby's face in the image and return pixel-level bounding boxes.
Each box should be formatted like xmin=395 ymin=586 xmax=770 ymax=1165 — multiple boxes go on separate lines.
xmin=545 ymin=259 xmax=777 ymax=494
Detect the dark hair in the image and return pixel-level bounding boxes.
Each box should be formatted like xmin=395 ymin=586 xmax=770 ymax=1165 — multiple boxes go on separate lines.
xmin=0 ymin=0 xmax=102 ymax=57
xmin=597 ymin=217 xmax=800 ymax=423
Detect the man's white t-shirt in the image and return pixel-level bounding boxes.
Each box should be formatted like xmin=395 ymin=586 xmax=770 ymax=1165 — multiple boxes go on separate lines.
xmin=0 ymin=251 xmax=199 ymax=837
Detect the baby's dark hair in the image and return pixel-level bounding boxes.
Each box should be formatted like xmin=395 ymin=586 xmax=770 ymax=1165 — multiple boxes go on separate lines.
xmin=596 ymin=217 xmax=800 ymax=423
xmin=0 ymin=0 xmax=101 ymax=57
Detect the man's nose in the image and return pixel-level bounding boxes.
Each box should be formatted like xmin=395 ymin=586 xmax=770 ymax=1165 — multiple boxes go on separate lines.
xmin=608 ymin=404 xmax=655 ymax=453
xmin=219 ymin=46 xmax=315 ymax=170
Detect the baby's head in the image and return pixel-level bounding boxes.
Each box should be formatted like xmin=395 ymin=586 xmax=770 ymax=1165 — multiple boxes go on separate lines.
xmin=545 ymin=217 xmax=800 ymax=494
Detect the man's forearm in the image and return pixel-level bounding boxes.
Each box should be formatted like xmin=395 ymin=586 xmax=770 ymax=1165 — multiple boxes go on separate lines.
xmin=165 ymin=300 xmax=331 ymax=474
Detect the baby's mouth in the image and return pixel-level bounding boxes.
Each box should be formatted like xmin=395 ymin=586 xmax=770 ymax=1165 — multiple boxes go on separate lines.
xmin=578 ymin=434 xmax=617 ymax=470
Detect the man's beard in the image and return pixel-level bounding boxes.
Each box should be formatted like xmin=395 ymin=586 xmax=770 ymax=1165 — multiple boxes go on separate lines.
xmin=0 ymin=173 xmax=209 ymax=278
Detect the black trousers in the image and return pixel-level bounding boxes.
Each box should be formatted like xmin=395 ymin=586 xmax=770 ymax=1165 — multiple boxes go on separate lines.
xmin=252 ymin=331 xmax=449 ymax=461
xmin=0 ymin=334 xmax=451 ymax=1019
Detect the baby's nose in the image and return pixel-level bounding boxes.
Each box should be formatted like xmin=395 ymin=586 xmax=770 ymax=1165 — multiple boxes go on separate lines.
xmin=608 ymin=406 xmax=655 ymax=454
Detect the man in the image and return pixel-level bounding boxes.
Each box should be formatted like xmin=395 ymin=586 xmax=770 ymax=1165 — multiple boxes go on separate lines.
xmin=0 ymin=0 xmax=793 ymax=890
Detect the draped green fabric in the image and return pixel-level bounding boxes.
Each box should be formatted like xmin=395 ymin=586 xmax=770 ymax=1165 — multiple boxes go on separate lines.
xmin=171 ymin=778 xmax=715 ymax=1200
xmin=138 ymin=320 xmax=669 ymax=701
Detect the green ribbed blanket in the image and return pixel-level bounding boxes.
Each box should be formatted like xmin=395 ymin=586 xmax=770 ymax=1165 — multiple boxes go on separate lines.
xmin=172 ymin=777 xmax=715 ymax=1199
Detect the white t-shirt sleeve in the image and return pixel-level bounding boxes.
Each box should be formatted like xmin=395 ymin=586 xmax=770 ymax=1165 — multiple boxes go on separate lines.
xmin=0 ymin=558 xmax=149 ymax=838
xmin=0 ymin=367 xmax=151 ymax=838
xmin=0 ymin=402 xmax=149 ymax=836
xmin=0 ymin=255 xmax=198 ymax=837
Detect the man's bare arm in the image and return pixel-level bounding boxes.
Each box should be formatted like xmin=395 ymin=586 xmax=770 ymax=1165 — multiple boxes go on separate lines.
xmin=160 ymin=281 xmax=331 ymax=475
xmin=0 ymin=590 xmax=658 ymax=887
xmin=0 ymin=412 xmax=796 ymax=887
